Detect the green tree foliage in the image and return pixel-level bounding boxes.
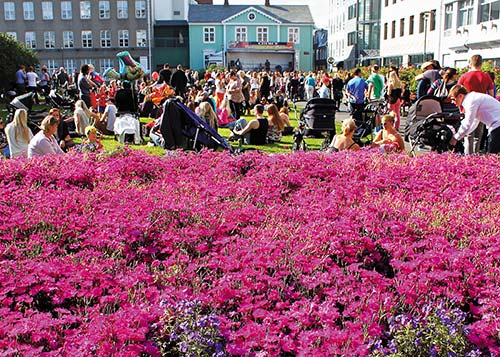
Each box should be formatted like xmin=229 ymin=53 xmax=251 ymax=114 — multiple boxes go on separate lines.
xmin=0 ymin=33 xmax=39 ymax=89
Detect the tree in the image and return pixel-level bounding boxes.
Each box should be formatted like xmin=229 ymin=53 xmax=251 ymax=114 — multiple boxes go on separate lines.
xmin=0 ymin=33 xmax=39 ymax=90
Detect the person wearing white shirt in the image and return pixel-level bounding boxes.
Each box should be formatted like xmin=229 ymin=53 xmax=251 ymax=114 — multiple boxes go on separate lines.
xmin=449 ymin=85 xmax=500 ymax=154
xmin=28 ymin=115 xmax=65 ymax=158
xmin=26 ymin=66 xmax=39 ymax=104
xmin=5 ymin=109 xmax=33 ymax=158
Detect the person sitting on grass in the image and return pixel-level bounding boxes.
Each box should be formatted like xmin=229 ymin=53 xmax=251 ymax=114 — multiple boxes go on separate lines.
xmin=230 ymin=104 xmax=269 ymax=145
xmin=48 ymin=108 xmax=75 ymax=152
xmin=5 ymin=108 xmax=33 ymax=158
xmin=28 ymin=115 xmax=65 ymax=158
xmin=217 ymin=97 xmax=236 ymax=129
xmin=78 ymin=126 xmax=103 ymax=152
xmin=327 ymin=118 xmax=360 ymax=152
xmin=266 ymin=104 xmax=285 ymax=143
xmin=198 ymin=101 xmax=218 ymax=130
xmin=372 ymin=113 xmax=405 ymax=153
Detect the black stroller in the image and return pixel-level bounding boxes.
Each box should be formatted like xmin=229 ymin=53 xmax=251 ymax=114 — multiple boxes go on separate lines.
xmin=293 ymin=98 xmax=337 ymax=151
xmin=5 ymin=92 xmax=47 ymax=134
xmin=352 ymin=100 xmax=389 ymax=146
xmin=160 ymin=98 xmax=232 ymax=152
xmin=47 ymin=89 xmax=75 ymax=110
xmin=405 ymin=95 xmax=463 ymax=155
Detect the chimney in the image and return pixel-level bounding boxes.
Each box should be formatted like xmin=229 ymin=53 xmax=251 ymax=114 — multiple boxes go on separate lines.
xmin=265 ymin=0 xmax=270 ymax=6
xmin=224 ymin=0 xmax=229 ymax=5
xmin=196 ymin=0 xmax=213 ymax=3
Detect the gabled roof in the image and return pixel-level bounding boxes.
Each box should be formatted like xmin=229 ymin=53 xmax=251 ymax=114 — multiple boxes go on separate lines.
xmin=188 ymin=5 xmax=314 ymax=24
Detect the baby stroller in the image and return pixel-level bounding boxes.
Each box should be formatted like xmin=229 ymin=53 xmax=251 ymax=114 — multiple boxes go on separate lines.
xmin=47 ymin=89 xmax=75 ymax=110
xmin=352 ymin=100 xmax=389 ymax=146
xmin=160 ymin=98 xmax=232 ymax=152
xmin=5 ymin=92 xmax=47 ymax=134
xmin=293 ymin=98 xmax=337 ymax=151
xmin=405 ymin=95 xmax=463 ymax=155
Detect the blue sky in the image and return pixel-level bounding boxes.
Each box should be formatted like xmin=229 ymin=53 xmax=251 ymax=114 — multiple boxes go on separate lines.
xmin=211 ymin=0 xmax=329 ymax=28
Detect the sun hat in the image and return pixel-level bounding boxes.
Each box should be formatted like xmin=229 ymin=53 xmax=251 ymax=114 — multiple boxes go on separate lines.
xmin=422 ymin=61 xmax=434 ymax=71
xmin=85 ymin=126 xmax=97 ymax=136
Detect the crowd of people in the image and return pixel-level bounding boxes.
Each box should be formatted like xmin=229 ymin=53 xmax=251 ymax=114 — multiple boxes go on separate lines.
xmin=3 ymin=52 xmax=500 ymax=158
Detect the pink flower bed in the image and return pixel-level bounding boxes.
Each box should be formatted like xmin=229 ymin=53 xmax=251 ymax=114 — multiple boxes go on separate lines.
xmin=0 ymin=149 xmax=499 ymax=356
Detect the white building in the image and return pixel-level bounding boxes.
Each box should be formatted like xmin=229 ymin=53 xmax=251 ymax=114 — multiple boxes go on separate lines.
xmin=380 ymin=1 xmax=439 ymax=67
xmin=328 ymin=0 xmax=500 ymax=69
xmin=439 ymin=0 xmax=500 ymax=68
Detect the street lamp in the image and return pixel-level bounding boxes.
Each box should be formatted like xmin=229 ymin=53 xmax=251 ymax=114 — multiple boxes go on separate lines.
xmin=423 ymin=11 xmax=434 ymax=61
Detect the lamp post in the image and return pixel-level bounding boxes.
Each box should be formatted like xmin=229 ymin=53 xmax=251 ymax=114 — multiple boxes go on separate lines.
xmin=423 ymin=11 xmax=430 ymax=61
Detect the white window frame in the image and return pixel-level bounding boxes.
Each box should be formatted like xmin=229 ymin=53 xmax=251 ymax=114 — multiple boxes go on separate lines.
xmin=99 ymin=1 xmax=110 ymax=19
xmin=4 ymin=2 xmax=15 ymax=21
xmin=117 ymin=1 xmax=128 ymax=19
xmin=65 ymin=59 xmax=77 ymax=74
xmin=80 ymin=1 xmax=91 ymax=20
xmin=444 ymin=4 xmax=453 ymax=30
xmin=25 ymin=32 xmax=36 ymax=49
xmin=288 ymin=27 xmax=300 ymax=43
xmin=118 ymin=30 xmax=129 ymax=47
xmin=44 ymin=31 xmax=56 ymax=49
xmin=136 ymin=30 xmax=147 ymax=47
xmin=135 ymin=0 xmax=146 ymax=19
xmin=46 ymin=60 xmax=58 ymax=74
xmin=23 ymin=2 xmax=34 ymax=20
xmin=42 ymin=2 xmax=54 ymax=20
xmin=257 ymin=27 xmax=269 ymax=42
xmin=82 ymin=30 xmax=93 ymax=48
xmin=203 ymin=27 xmax=215 ymax=43
xmin=100 ymin=59 xmax=113 ymax=74
xmin=63 ymin=31 xmax=74 ymax=48
xmin=235 ymin=27 xmax=247 ymax=42
xmin=100 ymin=30 xmax=111 ymax=48
xmin=458 ymin=0 xmax=474 ymax=26
xmin=479 ymin=0 xmax=500 ymax=22
xmin=61 ymin=1 xmax=72 ymax=20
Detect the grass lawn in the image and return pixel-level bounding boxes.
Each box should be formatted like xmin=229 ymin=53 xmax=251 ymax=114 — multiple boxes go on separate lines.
xmin=2 ymin=101 xmax=342 ymax=155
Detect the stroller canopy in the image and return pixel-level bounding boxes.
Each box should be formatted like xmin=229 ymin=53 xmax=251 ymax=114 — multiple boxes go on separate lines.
xmin=160 ymin=99 xmax=232 ymax=151
xmin=301 ymin=98 xmax=337 ymax=131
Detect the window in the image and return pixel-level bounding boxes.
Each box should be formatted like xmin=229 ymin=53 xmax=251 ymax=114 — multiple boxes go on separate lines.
xmin=118 ymin=30 xmax=129 ymax=47
xmin=383 ymin=23 xmax=388 ymax=40
xmin=25 ymin=32 xmax=36 ymax=49
xmin=391 ymin=20 xmax=396 ymax=38
xmin=429 ymin=10 xmax=436 ymax=31
xmin=347 ymin=31 xmax=357 ymax=45
xmin=65 ymin=59 xmax=77 ymax=74
xmin=257 ymin=27 xmax=268 ymax=42
xmin=203 ymin=27 xmax=215 ymax=43
xmin=458 ymin=0 xmax=474 ymax=26
xmin=82 ymin=30 xmax=93 ymax=48
xmin=409 ymin=15 xmax=414 ymax=34
xmin=23 ymin=2 xmax=34 ymax=20
xmin=100 ymin=30 xmax=111 ymax=47
xmin=4 ymin=2 xmax=15 ymax=20
xmin=42 ymin=2 xmax=53 ymax=20
xmin=419 ymin=13 xmax=426 ymax=33
xmin=44 ymin=31 xmax=55 ymax=48
xmin=136 ymin=30 xmax=147 ymax=47
xmin=46 ymin=60 xmax=58 ymax=74
xmin=80 ymin=1 xmax=91 ymax=19
xmin=61 ymin=1 xmax=72 ymax=19
xmin=135 ymin=0 xmax=146 ymax=18
xmin=63 ymin=31 xmax=74 ymax=48
xmin=479 ymin=0 xmax=500 ymax=22
xmin=235 ymin=27 xmax=247 ymax=42
xmin=288 ymin=27 xmax=300 ymax=43
xmin=6 ymin=32 xmax=17 ymax=40
xmin=400 ymin=18 xmax=405 ymax=36
xmin=444 ymin=4 xmax=453 ymax=30
xmin=100 ymin=59 xmax=113 ymax=74
xmin=99 ymin=1 xmax=110 ymax=19
xmin=117 ymin=1 xmax=128 ymax=19
xmin=348 ymin=4 xmax=357 ymax=20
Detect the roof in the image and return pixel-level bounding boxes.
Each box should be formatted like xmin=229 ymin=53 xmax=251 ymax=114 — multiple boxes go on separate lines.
xmin=188 ymin=5 xmax=314 ymax=24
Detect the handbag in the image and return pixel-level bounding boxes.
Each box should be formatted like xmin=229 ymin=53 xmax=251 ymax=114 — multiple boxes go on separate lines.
xmin=434 ymin=80 xmax=448 ymax=98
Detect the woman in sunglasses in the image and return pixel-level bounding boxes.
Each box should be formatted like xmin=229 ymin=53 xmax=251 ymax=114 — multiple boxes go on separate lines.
xmin=373 ymin=113 xmax=405 ymax=153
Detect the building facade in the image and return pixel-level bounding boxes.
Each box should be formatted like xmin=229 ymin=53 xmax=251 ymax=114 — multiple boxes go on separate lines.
xmin=0 ymin=0 xmax=150 ymax=75
xmin=187 ymin=4 xmax=315 ymax=72
xmin=380 ymin=1 xmax=438 ymax=67
xmin=152 ymin=0 xmax=189 ymax=71
xmin=439 ymin=0 xmax=500 ymax=68
xmin=314 ymin=28 xmax=329 ymax=70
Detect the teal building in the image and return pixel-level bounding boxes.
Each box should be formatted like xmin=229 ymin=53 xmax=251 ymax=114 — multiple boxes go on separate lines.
xmin=187 ymin=4 xmax=315 ymax=71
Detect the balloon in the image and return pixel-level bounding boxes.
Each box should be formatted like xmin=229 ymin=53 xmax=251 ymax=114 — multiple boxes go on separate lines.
xmin=103 ymin=51 xmax=149 ymax=82
xmin=151 ymin=71 xmax=159 ymax=81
